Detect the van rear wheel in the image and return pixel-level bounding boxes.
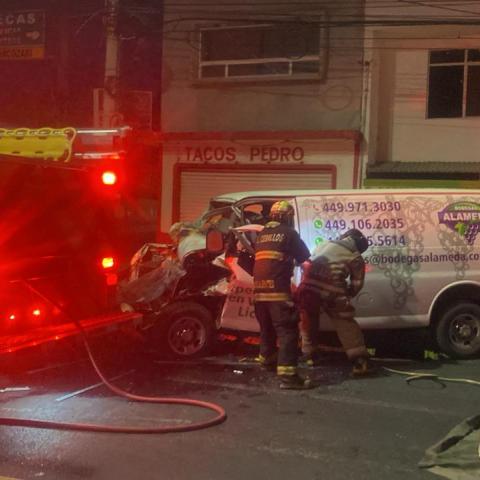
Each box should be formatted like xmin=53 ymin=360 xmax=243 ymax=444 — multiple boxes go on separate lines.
xmin=435 ymin=301 xmax=480 ymax=358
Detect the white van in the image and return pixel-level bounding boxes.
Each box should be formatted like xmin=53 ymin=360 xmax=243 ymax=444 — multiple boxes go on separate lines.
xmin=142 ymin=189 xmax=480 ymax=358
xmin=155 ymin=189 xmax=480 ymax=359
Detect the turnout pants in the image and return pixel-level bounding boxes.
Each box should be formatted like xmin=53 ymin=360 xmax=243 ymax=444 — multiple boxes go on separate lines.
xmin=254 ymin=300 xmax=300 ymax=376
xmin=299 ymin=288 xmax=368 ymax=360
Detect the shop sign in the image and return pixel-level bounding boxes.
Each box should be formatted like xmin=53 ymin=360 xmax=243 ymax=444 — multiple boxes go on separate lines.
xmin=179 ymin=144 xmax=305 ymax=164
xmin=0 ymin=10 xmax=45 ymax=60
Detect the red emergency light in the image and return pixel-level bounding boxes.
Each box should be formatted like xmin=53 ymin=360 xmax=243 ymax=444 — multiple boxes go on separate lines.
xmin=3 ymin=300 xmax=66 ymax=331
xmin=101 ymin=170 xmax=118 ymax=186
xmin=101 ymin=256 xmax=115 ymax=269
xmin=105 ymin=273 xmax=118 ymax=286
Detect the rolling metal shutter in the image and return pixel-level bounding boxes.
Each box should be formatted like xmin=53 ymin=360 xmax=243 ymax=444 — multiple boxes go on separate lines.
xmin=179 ymin=169 xmax=333 ymax=222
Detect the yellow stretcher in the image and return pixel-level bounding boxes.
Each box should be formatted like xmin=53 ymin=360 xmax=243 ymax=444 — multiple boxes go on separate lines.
xmin=0 ymin=127 xmax=77 ymax=162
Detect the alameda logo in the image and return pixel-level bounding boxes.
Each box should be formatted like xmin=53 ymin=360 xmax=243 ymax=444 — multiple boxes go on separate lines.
xmin=438 ymin=201 xmax=480 ymax=245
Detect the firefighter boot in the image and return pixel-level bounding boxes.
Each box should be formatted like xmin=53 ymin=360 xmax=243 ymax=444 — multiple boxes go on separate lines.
xmin=279 ymin=374 xmax=314 ymax=390
xmin=351 ymin=356 xmax=378 ymax=377
xmin=299 ymin=350 xmax=322 ymax=367
xmin=255 ymin=352 xmax=278 ymax=372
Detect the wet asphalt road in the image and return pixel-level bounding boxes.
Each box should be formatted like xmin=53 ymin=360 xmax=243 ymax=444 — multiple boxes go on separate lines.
xmin=0 ymin=335 xmax=479 ymax=480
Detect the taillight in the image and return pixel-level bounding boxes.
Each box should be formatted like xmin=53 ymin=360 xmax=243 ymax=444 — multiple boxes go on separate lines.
xmin=101 ymin=256 xmax=115 ymax=269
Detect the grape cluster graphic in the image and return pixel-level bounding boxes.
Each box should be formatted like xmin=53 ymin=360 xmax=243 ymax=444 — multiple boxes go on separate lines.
xmin=464 ymin=222 xmax=480 ymax=245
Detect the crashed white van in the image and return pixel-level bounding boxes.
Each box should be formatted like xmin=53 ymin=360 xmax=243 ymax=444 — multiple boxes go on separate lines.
xmin=149 ymin=189 xmax=480 ymax=359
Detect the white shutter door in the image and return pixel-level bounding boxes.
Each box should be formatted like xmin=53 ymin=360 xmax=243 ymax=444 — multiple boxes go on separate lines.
xmin=179 ymin=169 xmax=333 ymax=222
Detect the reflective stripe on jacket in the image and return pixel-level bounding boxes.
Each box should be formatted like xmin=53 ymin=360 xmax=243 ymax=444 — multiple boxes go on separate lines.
xmin=253 ymin=221 xmax=310 ymax=302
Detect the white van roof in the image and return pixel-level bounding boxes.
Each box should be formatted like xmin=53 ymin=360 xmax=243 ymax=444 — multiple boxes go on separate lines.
xmin=211 ymin=188 xmax=480 ymax=204
xmin=211 ymin=190 xmax=320 ymax=203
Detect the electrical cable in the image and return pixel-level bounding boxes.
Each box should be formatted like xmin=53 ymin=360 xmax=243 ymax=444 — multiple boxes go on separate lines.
xmin=0 ymin=281 xmax=227 ymax=434
xmin=397 ymin=0 xmax=480 ymax=16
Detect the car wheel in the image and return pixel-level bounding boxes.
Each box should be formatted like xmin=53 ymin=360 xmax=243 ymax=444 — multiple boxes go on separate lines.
xmin=435 ymin=301 xmax=480 ymax=359
xmin=158 ymin=302 xmax=215 ymax=358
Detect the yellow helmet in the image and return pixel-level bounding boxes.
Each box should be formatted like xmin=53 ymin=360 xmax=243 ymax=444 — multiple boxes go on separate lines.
xmin=269 ymin=200 xmax=294 ymax=222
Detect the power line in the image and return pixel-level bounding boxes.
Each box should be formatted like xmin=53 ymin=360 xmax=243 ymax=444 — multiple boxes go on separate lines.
xmin=128 ymin=6 xmax=480 ymax=25
xmin=159 ymin=0 xmax=480 ymax=15
xmin=164 ymin=34 xmax=480 ymax=52
xmin=160 ymin=1 xmax=480 ymax=5
xmin=158 ymin=16 xmax=480 ymax=28
xmin=118 ymin=3 xmax=480 ymax=51
xmin=397 ymin=0 xmax=480 ymax=15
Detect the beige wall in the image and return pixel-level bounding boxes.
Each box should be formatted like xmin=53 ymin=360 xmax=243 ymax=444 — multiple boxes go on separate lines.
xmin=363 ymin=0 xmax=480 ymax=165
xmin=161 ymin=0 xmax=365 ymax=133
xmin=157 ymin=1 xmax=366 ymax=234
xmin=391 ymin=47 xmax=480 ymax=163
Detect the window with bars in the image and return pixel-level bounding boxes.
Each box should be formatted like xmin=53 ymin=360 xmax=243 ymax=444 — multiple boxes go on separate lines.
xmin=427 ymin=49 xmax=480 ymax=118
xmin=198 ymin=23 xmax=327 ymax=81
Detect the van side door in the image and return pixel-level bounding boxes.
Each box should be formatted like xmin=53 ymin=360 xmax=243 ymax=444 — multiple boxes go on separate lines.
xmin=295 ymin=193 xmax=408 ymax=328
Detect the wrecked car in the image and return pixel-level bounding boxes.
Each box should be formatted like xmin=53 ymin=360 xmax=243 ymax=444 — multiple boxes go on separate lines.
xmin=117 ymin=192 xmax=276 ymax=358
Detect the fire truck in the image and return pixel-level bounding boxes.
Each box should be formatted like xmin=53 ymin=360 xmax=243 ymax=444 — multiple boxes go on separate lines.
xmin=0 ymin=126 xmax=160 ymax=355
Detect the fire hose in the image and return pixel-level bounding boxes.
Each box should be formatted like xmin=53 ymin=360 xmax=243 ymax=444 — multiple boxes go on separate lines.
xmin=0 ymin=281 xmax=227 ymax=433
xmin=381 ymin=365 xmax=480 ymax=387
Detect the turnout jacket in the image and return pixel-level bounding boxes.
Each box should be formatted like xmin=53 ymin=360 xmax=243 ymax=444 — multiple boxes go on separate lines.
xmin=303 ymin=237 xmax=365 ymax=298
xmin=253 ymin=221 xmax=310 ymax=302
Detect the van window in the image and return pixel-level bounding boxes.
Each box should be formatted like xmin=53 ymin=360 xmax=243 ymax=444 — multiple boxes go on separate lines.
xmin=201 ymin=206 xmax=236 ymax=234
xmin=242 ymin=203 xmax=270 ymax=225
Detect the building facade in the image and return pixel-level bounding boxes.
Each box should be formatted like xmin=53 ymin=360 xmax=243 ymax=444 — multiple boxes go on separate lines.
xmin=159 ymin=0 xmax=365 ymax=231
xmin=0 ymin=0 xmax=162 ymax=129
xmin=362 ymin=0 xmax=480 ymax=188
xmin=2 ymin=1 xmax=480 ymax=236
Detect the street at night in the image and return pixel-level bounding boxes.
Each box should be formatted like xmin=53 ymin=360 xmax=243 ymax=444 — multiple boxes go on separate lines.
xmin=1 ymin=1 xmax=480 ymax=479
xmin=0 ymin=335 xmax=479 ymax=480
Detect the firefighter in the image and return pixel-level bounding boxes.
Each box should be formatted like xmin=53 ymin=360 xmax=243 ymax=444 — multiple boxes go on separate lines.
xmin=253 ymin=200 xmax=312 ymax=389
xmin=297 ymin=229 xmax=374 ymax=376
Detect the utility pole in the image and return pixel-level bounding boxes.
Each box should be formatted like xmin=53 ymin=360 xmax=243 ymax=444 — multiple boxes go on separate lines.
xmin=101 ymin=0 xmax=120 ymax=127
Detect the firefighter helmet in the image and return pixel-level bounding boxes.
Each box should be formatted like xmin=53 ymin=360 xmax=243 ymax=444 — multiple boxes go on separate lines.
xmin=269 ymin=200 xmax=294 ymax=223
xmin=339 ymin=228 xmax=369 ymax=254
